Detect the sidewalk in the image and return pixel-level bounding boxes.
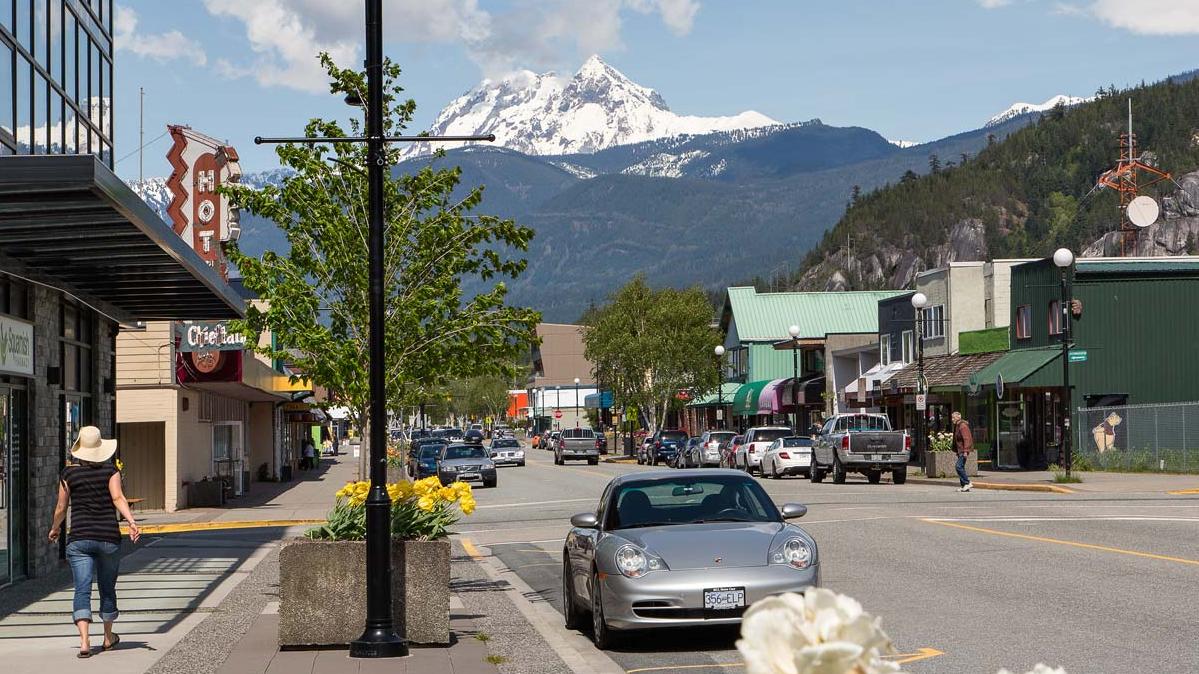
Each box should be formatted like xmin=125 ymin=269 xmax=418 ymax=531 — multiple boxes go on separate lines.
xmin=910 ymin=468 xmax=1199 ymax=494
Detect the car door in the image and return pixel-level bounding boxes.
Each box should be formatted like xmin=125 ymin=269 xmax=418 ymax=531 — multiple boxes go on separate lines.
xmin=571 ymin=484 xmax=610 ymax=604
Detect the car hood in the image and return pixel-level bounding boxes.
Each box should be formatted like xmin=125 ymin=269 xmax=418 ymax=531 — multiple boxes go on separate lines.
xmin=617 ymin=522 xmax=784 ymax=570
xmin=440 ymin=458 xmax=492 ymax=467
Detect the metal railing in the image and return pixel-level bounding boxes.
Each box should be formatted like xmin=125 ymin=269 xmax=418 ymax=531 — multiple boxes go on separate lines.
xmin=1076 ymin=401 xmax=1198 ymax=473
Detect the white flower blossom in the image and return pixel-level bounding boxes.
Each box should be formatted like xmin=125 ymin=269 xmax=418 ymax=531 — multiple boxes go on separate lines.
xmin=736 ymin=589 xmax=900 ymax=674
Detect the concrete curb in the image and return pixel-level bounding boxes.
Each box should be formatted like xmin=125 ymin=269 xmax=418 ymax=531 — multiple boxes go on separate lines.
xmin=908 ymin=478 xmax=1076 ymax=494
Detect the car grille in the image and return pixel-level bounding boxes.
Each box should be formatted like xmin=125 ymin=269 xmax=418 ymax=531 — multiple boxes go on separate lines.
xmin=631 ymin=602 xmax=747 ymax=620
xmin=457 ymin=464 xmax=481 ymax=472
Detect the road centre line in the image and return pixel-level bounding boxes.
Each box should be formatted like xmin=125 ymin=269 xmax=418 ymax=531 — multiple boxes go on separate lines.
xmin=927 ymin=516 xmax=1199 ymax=523
xmin=922 ymin=519 xmax=1199 ymax=567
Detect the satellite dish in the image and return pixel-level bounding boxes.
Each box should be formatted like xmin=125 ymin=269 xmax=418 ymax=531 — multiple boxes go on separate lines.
xmin=1127 ymin=195 xmax=1160 ymax=228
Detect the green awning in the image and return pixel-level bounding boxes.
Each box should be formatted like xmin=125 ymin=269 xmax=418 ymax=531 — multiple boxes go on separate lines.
xmin=733 ymin=379 xmax=771 ymax=416
xmin=688 ymin=383 xmax=742 ymax=408
xmin=969 ymin=347 xmax=1060 ymax=389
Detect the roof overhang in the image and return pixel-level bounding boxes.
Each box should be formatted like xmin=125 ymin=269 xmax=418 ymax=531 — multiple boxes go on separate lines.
xmin=0 ymin=155 xmax=245 ymax=324
xmin=771 ymin=337 xmax=826 ymax=350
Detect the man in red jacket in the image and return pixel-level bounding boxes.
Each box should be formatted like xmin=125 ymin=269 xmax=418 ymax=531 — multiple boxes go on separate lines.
xmin=952 ymin=411 xmax=973 ymax=492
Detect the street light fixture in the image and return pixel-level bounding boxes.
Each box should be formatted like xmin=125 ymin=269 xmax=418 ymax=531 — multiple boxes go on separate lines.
xmin=1053 ymin=248 xmax=1075 ymax=478
xmin=787 ymin=325 xmax=801 ymax=432
xmin=714 ymin=345 xmax=726 ymax=430
xmin=574 ymin=377 xmax=581 ymax=428
xmin=910 ymin=292 xmax=928 ymax=464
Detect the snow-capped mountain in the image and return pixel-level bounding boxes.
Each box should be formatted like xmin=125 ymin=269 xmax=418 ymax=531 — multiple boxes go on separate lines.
xmin=888 ymin=139 xmax=919 ymax=149
xmin=127 ymin=169 xmax=294 ymax=223
xmin=406 ymin=55 xmax=778 ymax=157
xmin=985 ymin=94 xmax=1090 ymax=127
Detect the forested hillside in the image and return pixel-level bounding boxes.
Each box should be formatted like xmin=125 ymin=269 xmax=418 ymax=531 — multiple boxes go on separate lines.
xmin=797 ymin=72 xmax=1199 ymax=291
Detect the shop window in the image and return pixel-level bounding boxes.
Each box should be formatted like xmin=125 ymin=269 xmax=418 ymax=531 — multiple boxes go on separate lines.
xmin=879 ymin=334 xmax=892 ymax=366
xmin=1 ymin=40 xmax=13 ymax=143
xmin=1048 ymin=300 xmax=1062 ymax=335
xmin=59 ymin=302 xmax=93 ymax=393
xmin=901 ymin=330 xmax=913 ymax=364
xmin=923 ymin=304 xmax=945 ymax=340
xmin=1015 ymin=305 xmax=1031 ymax=340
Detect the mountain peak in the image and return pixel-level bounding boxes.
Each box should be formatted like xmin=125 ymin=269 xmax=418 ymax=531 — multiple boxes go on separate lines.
xmin=406 ymin=57 xmax=778 ymax=157
xmin=985 ymin=94 xmax=1091 ymax=127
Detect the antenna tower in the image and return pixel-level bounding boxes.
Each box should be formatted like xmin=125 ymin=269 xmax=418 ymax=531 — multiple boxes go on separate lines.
xmin=1094 ymin=98 xmax=1172 ymax=256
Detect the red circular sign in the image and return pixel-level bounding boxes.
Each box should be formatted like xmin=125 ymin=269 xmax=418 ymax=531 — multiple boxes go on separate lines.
xmin=554 ymin=409 xmax=563 ymax=419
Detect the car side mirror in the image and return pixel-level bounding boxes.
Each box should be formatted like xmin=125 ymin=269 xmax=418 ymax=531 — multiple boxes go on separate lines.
xmin=570 ymin=512 xmax=599 ymax=529
xmin=780 ymin=503 xmax=808 ymax=519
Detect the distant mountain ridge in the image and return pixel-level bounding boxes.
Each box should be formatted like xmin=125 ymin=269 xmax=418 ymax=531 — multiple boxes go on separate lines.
xmin=985 ymin=94 xmax=1090 ymax=127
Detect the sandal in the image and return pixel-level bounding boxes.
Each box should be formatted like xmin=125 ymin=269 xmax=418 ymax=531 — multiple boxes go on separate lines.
xmin=77 ymin=649 xmax=92 ymax=659
xmin=103 ymin=634 xmax=120 ymax=651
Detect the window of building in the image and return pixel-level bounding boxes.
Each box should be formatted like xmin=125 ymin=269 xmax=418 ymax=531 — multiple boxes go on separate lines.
xmin=923 ymin=304 xmax=945 ymax=340
xmin=901 ymin=330 xmax=914 ymax=363
xmin=16 ymin=56 xmax=29 ymax=153
xmin=17 ymin=0 xmax=32 ymax=51
xmin=59 ymin=302 xmax=93 ymax=393
xmin=1015 ymin=305 xmax=1031 ymax=340
xmin=1 ymin=40 xmax=13 ymax=149
xmin=879 ymin=334 xmax=892 ymax=366
xmin=1048 ymin=300 xmax=1062 ymax=335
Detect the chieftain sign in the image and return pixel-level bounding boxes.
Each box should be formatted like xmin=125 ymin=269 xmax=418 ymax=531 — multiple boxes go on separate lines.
xmin=174 ymin=321 xmax=248 ymax=353
xmin=165 ymin=125 xmax=243 ymax=280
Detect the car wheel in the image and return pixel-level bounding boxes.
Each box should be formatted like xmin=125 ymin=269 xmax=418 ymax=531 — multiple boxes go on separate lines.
xmin=563 ymin=557 xmax=585 ymax=630
xmin=867 ymin=470 xmax=882 ymax=485
xmin=832 ymin=455 xmax=847 ymax=484
xmin=588 ymin=458 xmax=598 ymax=466
xmin=770 ymin=460 xmax=781 ymax=479
xmin=484 ymin=477 xmax=497 ymax=488
xmin=893 ymin=465 xmax=908 ymax=484
xmin=591 ymin=570 xmax=617 ymax=649
xmin=651 ymin=455 xmax=659 ymax=466
xmin=810 ymin=462 xmax=825 ymax=483
xmin=518 ymin=461 xmax=526 ymax=467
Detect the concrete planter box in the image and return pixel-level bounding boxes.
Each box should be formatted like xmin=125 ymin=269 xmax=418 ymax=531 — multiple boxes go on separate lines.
xmin=386 ymin=463 xmax=408 ymax=484
xmin=925 ymin=451 xmax=978 ymax=479
xmin=278 ymin=537 xmax=451 ymax=647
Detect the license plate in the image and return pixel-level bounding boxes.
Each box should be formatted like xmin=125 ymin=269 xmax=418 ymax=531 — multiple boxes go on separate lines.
xmin=459 ymin=472 xmax=479 ymax=480
xmin=704 ymin=587 xmax=746 ymax=610
xmin=870 ymin=454 xmax=883 ymax=461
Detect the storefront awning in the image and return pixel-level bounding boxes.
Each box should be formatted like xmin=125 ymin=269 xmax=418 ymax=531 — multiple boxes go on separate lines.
xmin=776 ymin=374 xmax=826 ymax=408
xmin=0 ymin=155 xmax=245 ymax=324
xmin=584 ymin=391 xmax=613 ymax=409
xmin=969 ymin=348 xmax=1060 ymax=389
xmin=890 ymin=351 xmax=1006 ymax=393
xmin=732 ymin=379 xmax=772 ymax=415
xmin=688 ymin=382 xmax=742 ymax=408
xmin=843 ymin=361 xmax=905 ymax=396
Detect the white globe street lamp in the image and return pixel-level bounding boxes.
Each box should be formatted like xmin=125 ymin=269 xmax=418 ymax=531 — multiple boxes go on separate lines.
xmin=714 ymin=345 xmax=726 ymax=429
xmin=910 ymin=291 xmax=928 ymax=463
xmin=1053 ymin=248 xmax=1075 ymax=268
xmin=910 ymin=292 xmax=928 ymax=310
xmin=1053 ymin=248 xmax=1075 ymax=477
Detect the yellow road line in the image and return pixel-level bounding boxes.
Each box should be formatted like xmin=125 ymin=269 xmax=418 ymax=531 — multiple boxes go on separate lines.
xmin=121 ymin=519 xmax=326 ymax=535
xmin=1167 ymin=488 xmax=1199 ymax=495
xmin=461 ymin=537 xmax=483 ymax=560
xmin=923 ymin=518 xmax=1199 ymax=567
xmin=624 ymin=648 xmax=943 ymax=673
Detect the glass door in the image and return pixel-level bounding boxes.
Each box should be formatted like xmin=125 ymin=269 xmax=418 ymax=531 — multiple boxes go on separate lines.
xmin=996 ymin=400 xmax=1025 ymax=469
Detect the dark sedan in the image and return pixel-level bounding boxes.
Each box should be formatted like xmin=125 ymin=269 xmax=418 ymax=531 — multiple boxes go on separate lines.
xmin=411 ymin=443 xmax=443 ymax=479
xmin=438 ymin=443 xmax=497 ymax=488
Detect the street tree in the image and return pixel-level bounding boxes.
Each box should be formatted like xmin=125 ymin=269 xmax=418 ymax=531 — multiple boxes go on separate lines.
xmin=224 ymin=54 xmax=539 ymax=453
xmin=447 ymin=376 xmax=511 ymax=423
xmin=582 ymin=275 xmax=721 ymax=434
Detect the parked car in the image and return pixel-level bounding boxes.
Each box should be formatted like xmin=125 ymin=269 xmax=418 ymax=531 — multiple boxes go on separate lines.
xmin=562 ymin=469 xmax=818 ymax=648
xmin=674 ymin=438 xmax=702 ymax=468
xmin=720 ymin=435 xmax=745 ymax=468
xmin=556 ymin=428 xmax=601 ymax=465
xmin=411 ymin=443 xmax=444 ymax=479
xmin=407 ymin=437 xmax=446 ymax=474
xmin=488 ymin=437 xmax=526 ymax=467
xmin=437 ymin=443 xmax=497 ymax=488
xmin=810 ymin=413 xmax=910 ymax=484
xmin=596 ymin=432 xmax=608 ymax=455
xmin=464 ymin=428 xmax=485 ymax=444
xmin=761 ymin=436 xmax=815 ymax=479
xmin=638 ymin=434 xmax=655 ymax=461
xmin=685 ymin=430 xmax=736 ymax=468
xmin=734 ymin=427 xmax=793 ymax=475
xmin=639 ymin=429 xmax=688 ymax=466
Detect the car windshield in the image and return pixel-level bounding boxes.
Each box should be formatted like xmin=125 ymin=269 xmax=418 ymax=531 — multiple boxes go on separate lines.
xmin=751 ymin=429 xmax=790 ymax=443
xmin=709 ymin=432 xmax=735 ymax=442
xmin=419 ymin=445 xmax=444 ymax=459
xmin=781 ymin=437 xmax=812 ymax=447
xmin=660 ymin=431 xmax=687 ymax=441
xmin=607 ymin=475 xmax=780 ymax=529
xmin=843 ymin=415 xmax=890 ymax=432
xmin=492 ymin=439 xmax=520 ymax=448
xmin=564 ymin=429 xmax=595 ymax=439
xmin=443 ymin=446 xmax=487 ymax=460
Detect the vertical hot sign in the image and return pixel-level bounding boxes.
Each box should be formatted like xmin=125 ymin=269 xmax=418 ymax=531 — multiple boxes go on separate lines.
xmin=165 ymin=125 xmax=242 ymax=280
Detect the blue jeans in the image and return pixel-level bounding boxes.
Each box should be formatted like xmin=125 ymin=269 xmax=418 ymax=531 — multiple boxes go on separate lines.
xmin=66 ymin=540 xmax=121 ymax=623
xmin=956 ymin=453 xmax=970 ymax=487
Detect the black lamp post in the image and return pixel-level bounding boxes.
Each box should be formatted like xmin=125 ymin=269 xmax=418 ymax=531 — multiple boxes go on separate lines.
xmin=910 ymin=292 xmax=928 ymax=464
xmin=254 ymin=0 xmax=494 ymax=658
xmin=1053 ymin=248 xmax=1075 ymax=478
xmin=574 ymin=377 xmax=581 ymax=428
xmin=788 ymin=325 xmax=801 ymax=431
xmin=714 ymin=345 xmax=725 ymax=430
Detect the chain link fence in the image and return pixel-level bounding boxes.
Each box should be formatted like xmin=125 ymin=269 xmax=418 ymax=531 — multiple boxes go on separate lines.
xmin=1076 ymin=401 xmax=1198 ymax=473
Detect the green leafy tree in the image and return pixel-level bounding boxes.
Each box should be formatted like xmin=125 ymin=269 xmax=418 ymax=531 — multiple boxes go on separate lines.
xmin=582 ymin=276 xmax=720 ymax=434
xmin=224 ymin=54 xmax=539 ymax=451
xmin=447 ymin=376 xmax=511 ymax=422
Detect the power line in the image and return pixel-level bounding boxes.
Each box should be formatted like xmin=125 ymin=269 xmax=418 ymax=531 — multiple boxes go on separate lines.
xmin=115 ymin=130 xmax=169 ymax=168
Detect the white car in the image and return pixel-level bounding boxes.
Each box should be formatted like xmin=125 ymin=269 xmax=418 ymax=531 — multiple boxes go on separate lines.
xmin=761 ymin=436 xmax=814 ymax=479
xmin=735 ymin=427 xmax=792 ymax=475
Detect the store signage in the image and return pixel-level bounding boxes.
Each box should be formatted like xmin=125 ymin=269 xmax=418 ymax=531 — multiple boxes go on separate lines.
xmin=1068 ymin=349 xmax=1088 ymax=363
xmin=175 ymin=321 xmax=247 ymax=353
xmin=166 ymin=125 xmax=243 ymax=280
xmin=0 ymin=315 xmax=34 ymax=377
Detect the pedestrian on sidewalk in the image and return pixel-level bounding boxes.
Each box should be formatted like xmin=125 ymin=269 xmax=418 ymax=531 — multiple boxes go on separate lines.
xmin=301 ymin=438 xmax=316 ymax=470
xmin=952 ymin=411 xmax=974 ymax=492
xmin=48 ymin=426 xmax=141 ymax=658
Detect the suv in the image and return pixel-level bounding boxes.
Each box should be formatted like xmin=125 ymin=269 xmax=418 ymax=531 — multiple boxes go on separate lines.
xmin=735 ymin=426 xmax=792 ymax=475
xmin=690 ymin=430 xmax=736 ymax=468
xmin=555 ymin=428 xmax=600 ymax=465
xmin=640 ymin=429 xmax=688 ymax=466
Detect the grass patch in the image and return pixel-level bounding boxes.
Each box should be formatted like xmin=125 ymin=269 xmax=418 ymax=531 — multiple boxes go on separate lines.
xmin=485 ymin=655 xmax=508 ymax=665
xmin=474 ymin=632 xmax=491 ymax=642
xmin=1049 ymin=464 xmax=1083 ymax=483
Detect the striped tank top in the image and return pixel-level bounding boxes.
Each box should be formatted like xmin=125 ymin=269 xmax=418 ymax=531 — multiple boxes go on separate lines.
xmin=61 ymin=464 xmax=121 ymax=544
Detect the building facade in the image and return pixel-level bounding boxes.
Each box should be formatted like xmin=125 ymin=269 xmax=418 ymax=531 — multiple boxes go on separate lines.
xmin=527 ymin=323 xmax=595 ymax=432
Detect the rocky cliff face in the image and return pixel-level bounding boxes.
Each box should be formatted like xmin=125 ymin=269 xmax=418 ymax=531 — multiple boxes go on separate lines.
xmin=1084 ymin=169 xmax=1199 ymax=257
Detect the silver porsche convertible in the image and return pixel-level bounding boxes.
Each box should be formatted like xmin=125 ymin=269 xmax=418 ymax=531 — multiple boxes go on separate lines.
xmin=562 ymin=469 xmax=819 ymax=647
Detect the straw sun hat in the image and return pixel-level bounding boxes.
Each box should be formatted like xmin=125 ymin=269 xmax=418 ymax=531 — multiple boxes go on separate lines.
xmin=70 ymin=426 xmax=118 ymax=464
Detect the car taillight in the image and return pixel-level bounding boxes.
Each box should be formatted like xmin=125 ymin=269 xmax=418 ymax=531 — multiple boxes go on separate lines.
xmin=841 ymin=436 xmax=849 ymax=450
xmin=905 ymin=434 xmax=912 ymax=450
xmin=595 ymin=439 xmax=602 ymax=449
xmin=779 ymin=452 xmax=790 ymax=459
xmin=749 ymin=446 xmax=755 ymax=453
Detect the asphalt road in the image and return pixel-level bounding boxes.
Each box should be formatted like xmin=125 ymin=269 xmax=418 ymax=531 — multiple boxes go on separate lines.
xmin=457 ymin=441 xmax=1199 ymax=674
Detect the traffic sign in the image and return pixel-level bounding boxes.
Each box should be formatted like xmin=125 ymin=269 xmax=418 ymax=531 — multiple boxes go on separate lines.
xmin=553 ymin=409 xmax=563 ymax=419
xmin=915 ymin=394 xmax=927 ymax=411
xmin=1068 ymin=349 xmax=1088 ymax=363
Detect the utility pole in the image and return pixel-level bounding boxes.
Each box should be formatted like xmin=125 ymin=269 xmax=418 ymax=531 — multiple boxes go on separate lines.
xmin=139 ymin=87 xmax=144 ymax=183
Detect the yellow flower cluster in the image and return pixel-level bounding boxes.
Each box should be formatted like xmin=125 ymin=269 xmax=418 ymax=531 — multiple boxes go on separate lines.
xmin=334 ymin=477 xmax=475 ymax=514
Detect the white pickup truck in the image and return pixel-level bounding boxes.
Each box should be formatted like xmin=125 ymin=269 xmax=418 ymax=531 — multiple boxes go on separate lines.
xmin=810 ymin=413 xmax=910 ymax=484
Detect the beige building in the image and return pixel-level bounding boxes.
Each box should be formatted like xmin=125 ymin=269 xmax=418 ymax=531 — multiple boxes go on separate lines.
xmin=527 ymin=323 xmax=596 ymax=432
xmin=913 ymin=263 xmax=986 ymax=357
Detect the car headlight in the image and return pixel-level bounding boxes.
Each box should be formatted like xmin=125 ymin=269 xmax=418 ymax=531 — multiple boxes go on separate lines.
xmin=515 ymin=450 xmax=524 ymax=457
xmin=770 ymin=537 xmax=814 ymax=570
xmin=614 ymin=545 xmax=666 ymax=578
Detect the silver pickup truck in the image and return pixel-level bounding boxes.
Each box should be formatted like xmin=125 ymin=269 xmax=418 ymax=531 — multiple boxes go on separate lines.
xmin=811 ymin=413 xmax=910 ymax=485
xmin=555 ymin=427 xmax=600 ymax=465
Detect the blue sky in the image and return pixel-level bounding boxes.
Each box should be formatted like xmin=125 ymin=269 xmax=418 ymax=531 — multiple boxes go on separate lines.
xmin=113 ymin=0 xmax=1199 ymax=179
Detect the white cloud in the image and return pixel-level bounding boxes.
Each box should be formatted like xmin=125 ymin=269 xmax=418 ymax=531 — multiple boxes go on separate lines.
xmin=1087 ymin=0 xmax=1199 ymax=35
xmin=202 ymin=0 xmax=702 ymax=92
xmin=114 ymin=5 xmax=207 ymax=65
xmin=977 ymin=0 xmax=1013 ymax=8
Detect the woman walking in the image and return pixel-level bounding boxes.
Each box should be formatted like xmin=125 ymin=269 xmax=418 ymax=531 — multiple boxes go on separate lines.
xmin=48 ymin=426 xmax=141 ymax=658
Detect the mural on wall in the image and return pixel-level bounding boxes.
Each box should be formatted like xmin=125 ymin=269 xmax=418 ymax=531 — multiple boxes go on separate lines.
xmin=1091 ymin=411 xmax=1123 ymax=454
xmin=165 ymin=126 xmax=242 ymax=279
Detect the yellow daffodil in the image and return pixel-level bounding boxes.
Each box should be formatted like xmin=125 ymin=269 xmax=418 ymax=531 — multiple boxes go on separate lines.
xmin=452 ymin=481 xmax=472 ymax=498
xmin=438 ymin=486 xmax=458 ymax=502
xmin=417 ymin=495 xmax=436 ymax=512
xmin=459 ymin=496 xmax=476 ymax=515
